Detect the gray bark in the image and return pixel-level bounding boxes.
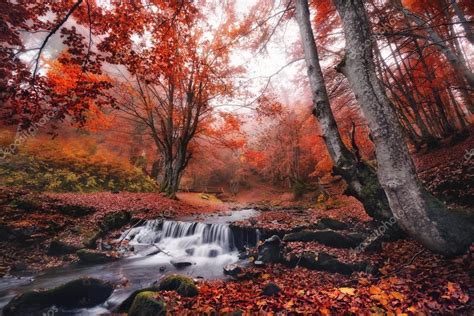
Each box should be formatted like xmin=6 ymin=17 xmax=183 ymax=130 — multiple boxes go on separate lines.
xmin=333 ymin=0 xmax=473 ymax=256
xmin=452 ymin=0 xmax=474 ymax=45
xmin=295 ymin=0 xmax=393 ymax=220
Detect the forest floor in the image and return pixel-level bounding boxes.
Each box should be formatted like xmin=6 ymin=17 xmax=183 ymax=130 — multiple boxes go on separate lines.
xmin=0 ymin=133 xmax=472 ymax=314
xmin=0 ymin=190 xmax=219 ymax=274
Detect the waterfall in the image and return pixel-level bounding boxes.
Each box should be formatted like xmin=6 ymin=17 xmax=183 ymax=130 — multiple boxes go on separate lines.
xmin=122 ymin=220 xmax=236 ymax=258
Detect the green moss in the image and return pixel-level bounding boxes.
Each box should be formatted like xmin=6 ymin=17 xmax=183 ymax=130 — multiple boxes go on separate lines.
xmin=10 ymin=197 xmax=42 ymax=211
xmin=128 ymin=291 xmax=165 ymax=316
xmin=82 ymin=229 xmax=103 ymax=249
xmin=56 ymin=204 xmax=94 ymax=217
xmin=158 ymin=274 xmax=198 ymax=297
xmin=292 ymin=181 xmax=306 ymax=199
xmin=114 ymin=287 xmax=160 ymax=313
xmin=0 ymin=152 xmax=157 ymax=193
xmin=100 ymin=211 xmax=131 ymax=232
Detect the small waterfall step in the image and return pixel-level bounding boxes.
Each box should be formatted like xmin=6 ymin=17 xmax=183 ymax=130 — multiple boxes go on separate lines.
xmin=121 ymin=219 xmax=258 ymax=258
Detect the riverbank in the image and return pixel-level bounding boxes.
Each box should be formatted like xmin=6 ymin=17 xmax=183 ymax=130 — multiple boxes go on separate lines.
xmin=0 ymin=188 xmax=225 ymax=275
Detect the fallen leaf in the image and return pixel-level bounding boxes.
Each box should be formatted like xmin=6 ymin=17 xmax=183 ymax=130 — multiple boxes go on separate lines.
xmin=339 ymin=287 xmax=356 ymax=296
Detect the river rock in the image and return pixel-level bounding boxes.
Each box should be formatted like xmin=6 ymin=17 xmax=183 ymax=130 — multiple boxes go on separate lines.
xmin=208 ymin=249 xmax=219 ymax=257
xmin=3 ymin=277 xmax=113 ymax=315
xmin=282 ymin=230 xmax=363 ymax=248
xmin=100 ymin=211 xmax=131 ymax=232
xmin=55 ymin=204 xmax=95 ymax=217
xmin=286 ymin=251 xmax=368 ymax=275
xmin=317 ymin=218 xmax=349 ymax=230
xmin=257 ymin=235 xmax=282 ymax=263
xmin=223 ymin=264 xmax=243 ymax=276
xmin=48 ymin=239 xmax=79 ymax=255
xmin=262 ymin=282 xmax=281 ymax=296
xmin=77 ymin=249 xmax=117 ymax=264
xmin=170 ymin=259 xmax=193 ymax=269
xmin=128 ymin=291 xmax=166 ymax=316
xmin=158 ymin=274 xmax=199 ymax=297
xmin=83 ymin=230 xmax=102 ymax=249
xmin=115 ymin=286 xmax=160 ymax=313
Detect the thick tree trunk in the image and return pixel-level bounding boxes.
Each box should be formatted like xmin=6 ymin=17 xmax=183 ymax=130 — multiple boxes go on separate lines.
xmin=295 ymin=0 xmax=393 ymax=220
xmin=159 ymin=163 xmax=182 ymax=199
xmin=333 ymin=0 xmax=473 ymax=256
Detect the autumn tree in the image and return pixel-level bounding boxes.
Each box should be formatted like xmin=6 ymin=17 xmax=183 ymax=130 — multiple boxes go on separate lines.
xmin=294 ymin=0 xmax=394 ymax=220
xmin=333 ymin=0 xmax=473 ymax=256
xmin=105 ymin=1 xmax=241 ymax=197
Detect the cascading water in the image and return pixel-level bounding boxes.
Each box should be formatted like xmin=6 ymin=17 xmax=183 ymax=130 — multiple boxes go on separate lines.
xmin=0 ymin=210 xmax=260 ymax=315
xmin=120 ymin=220 xmax=242 ymax=267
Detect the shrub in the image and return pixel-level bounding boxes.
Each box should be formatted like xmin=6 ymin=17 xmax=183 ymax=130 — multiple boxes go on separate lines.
xmin=0 ymin=132 xmax=157 ymax=192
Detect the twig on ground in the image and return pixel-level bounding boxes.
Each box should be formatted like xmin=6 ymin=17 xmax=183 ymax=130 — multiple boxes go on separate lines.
xmin=118 ymin=218 xmax=145 ymax=245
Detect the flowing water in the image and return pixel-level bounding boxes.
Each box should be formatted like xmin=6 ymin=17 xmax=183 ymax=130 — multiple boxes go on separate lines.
xmin=0 ymin=209 xmax=259 ymax=315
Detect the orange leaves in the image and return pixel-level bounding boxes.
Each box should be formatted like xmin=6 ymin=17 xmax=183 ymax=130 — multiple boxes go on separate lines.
xmin=338 ymin=287 xmax=356 ymax=296
xmin=47 ymin=52 xmax=110 ymax=95
xmin=442 ymin=282 xmax=469 ymax=304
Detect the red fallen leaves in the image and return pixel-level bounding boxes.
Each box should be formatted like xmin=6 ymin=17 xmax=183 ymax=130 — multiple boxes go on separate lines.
xmin=44 ymin=191 xmax=212 ymax=220
xmin=156 ymin=239 xmax=472 ymax=314
xmin=234 ymin=195 xmax=370 ymax=232
xmin=0 ymin=188 xmax=218 ymax=273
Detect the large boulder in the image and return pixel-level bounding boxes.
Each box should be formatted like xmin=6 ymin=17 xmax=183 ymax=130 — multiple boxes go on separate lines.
xmin=257 ymin=235 xmax=283 ymax=263
xmin=3 ymin=277 xmax=113 ymax=315
xmin=76 ymin=249 xmax=117 ymax=264
xmin=158 ymin=274 xmax=198 ymax=297
xmin=128 ymin=291 xmax=166 ymax=316
xmin=283 ymin=230 xmax=363 ymax=248
xmin=48 ymin=239 xmax=80 ymax=255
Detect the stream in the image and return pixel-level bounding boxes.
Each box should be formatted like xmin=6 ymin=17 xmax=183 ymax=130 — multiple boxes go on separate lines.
xmin=0 ymin=209 xmax=259 ymax=315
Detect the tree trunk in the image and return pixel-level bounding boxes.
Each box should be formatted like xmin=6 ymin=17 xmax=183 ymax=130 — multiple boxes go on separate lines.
xmin=295 ymin=0 xmax=393 ymax=220
xmin=452 ymin=0 xmax=474 ymax=45
xmin=333 ymin=0 xmax=473 ymax=256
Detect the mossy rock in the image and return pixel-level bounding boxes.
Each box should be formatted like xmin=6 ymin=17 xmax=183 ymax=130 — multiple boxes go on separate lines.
xmin=76 ymin=249 xmax=117 ymax=264
xmin=283 ymin=230 xmax=363 ymax=248
xmin=128 ymin=291 xmax=165 ymax=316
xmin=55 ymin=204 xmax=95 ymax=217
xmin=100 ymin=211 xmax=131 ymax=232
xmin=317 ymin=218 xmax=348 ymax=230
xmin=158 ymin=274 xmax=198 ymax=297
xmin=114 ymin=286 xmax=160 ymax=313
xmin=11 ymin=197 xmax=42 ymax=211
xmin=83 ymin=230 xmax=103 ymax=249
xmin=3 ymin=277 xmax=113 ymax=315
xmin=48 ymin=239 xmax=80 ymax=255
